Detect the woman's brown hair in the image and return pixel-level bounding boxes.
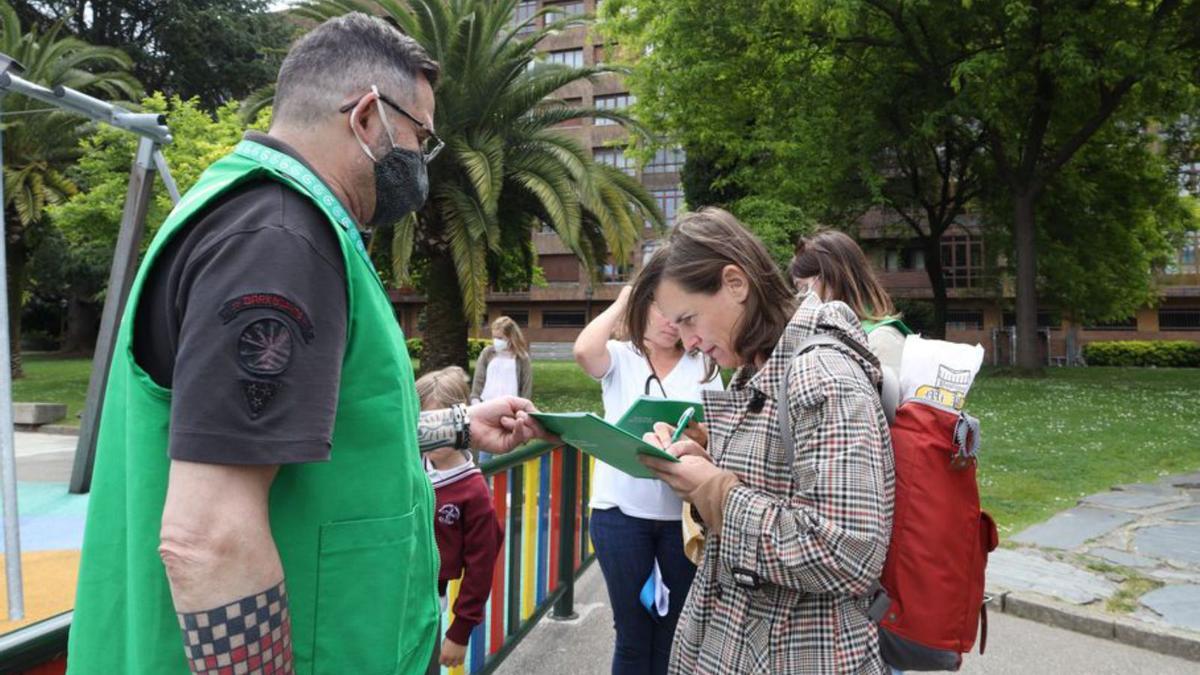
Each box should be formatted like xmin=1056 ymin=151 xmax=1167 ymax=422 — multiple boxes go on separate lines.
xmin=414 ymin=366 xmax=470 ymax=411
xmin=789 ymin=229 xmax=895 ymax=321
xmin=491 ymin=315 xmax=529 ymax=360
xmin=628 ymin=208 xmax=797 ymax=368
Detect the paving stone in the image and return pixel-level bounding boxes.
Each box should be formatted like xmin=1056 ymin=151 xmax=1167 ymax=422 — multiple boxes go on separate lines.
xmin=1133 ymin=523 xmax=1200 ymax=566
xmin=1081 ymin=490 xmax=1181 ymax=511
xmin=1165 ymin=472 xmax=1200 ymax=490
xmin=1114 ymin=482 xmax=1181 ymax=496
xmin=1139 ymin=584 xmax=1200 ymax=632
xmin=1088 ymin=547 xmax=1160 ymax=569
xmin=1011 ymin=507 xmax=1136 ymax=550
xmin=988 ymin=548 xmax=1118 ymax=604
xmin=1163 ymin=505 xmax=1200 ymax=522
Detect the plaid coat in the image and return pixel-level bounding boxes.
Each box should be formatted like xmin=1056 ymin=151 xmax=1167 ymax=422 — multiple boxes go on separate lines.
xmin=671 ymin=296 xmax=895 ymax=674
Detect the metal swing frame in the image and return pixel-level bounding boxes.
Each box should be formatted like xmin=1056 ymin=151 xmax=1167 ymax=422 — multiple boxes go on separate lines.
xmin=0 ymin=53 xmax=179 ymax=620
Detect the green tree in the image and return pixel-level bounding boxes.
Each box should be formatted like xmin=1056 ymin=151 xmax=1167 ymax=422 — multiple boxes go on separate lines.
xmin=601 ymin=0 xmax=1200 ymax=363
xmin=986 ymin=125 xmax=1193 ymax=362
xmin=49 ymin=94 xmax=267 ymax=351
xmin=11 ymin=1 xmax=294 ymax=111
xmin=0 ymin=1 xmax=138 ymax=377
xmin=598 ymin=0 xmax=987 ymax=339
xmin=299 ymin=0 xmax=662 ymax=370
xmin=729 ymin=195 xmax=815 ymax=272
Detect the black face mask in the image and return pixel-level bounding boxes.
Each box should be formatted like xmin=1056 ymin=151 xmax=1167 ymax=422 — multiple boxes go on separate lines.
xmin=369 ymin=143 xmax=428 ymax=227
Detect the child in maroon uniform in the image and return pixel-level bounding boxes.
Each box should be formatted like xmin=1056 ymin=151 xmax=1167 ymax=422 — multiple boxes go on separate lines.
xmin=416 ymin=366 xmax=504 ymax=672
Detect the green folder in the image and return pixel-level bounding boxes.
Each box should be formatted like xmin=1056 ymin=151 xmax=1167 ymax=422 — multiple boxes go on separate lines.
xmin=530 ymin=412 xmax=680 ymax=479
xmin=616 ymin=397 xmax=706 ymax=438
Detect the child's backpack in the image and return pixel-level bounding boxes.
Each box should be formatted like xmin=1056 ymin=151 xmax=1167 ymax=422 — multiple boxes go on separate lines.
xmin=782 ymin=330 xmax=998 ymax=672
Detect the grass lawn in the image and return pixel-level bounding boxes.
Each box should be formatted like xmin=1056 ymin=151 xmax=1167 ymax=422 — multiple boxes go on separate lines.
xmin=12 ymin=355 xmax=1198 ymax=539
xmin=12 ymin=353 xmax=93 ymax=424
xmin=533 ymin=362 xmax=1199 ymax=537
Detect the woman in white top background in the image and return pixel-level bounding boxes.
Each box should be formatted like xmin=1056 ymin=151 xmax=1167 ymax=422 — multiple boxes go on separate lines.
xmin=573 ymin=284 xmax=723 ymax=675
xmin=472 ymin=316 xmax=532 ymax=461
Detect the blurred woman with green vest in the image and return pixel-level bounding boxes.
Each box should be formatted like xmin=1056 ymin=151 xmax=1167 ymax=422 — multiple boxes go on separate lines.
xmin=790 ymin=230 xmax=913 ymax=422
xmin=67 ymin=13 xmax=546 ymax=675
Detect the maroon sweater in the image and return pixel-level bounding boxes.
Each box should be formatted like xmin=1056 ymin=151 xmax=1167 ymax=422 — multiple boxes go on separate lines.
xmin=427 ymin=457 xmax=504 ymax=644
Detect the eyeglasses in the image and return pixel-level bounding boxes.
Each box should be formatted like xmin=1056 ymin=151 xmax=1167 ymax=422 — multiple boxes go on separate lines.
xmin=340 ymin=86 xmax=444 ymax=164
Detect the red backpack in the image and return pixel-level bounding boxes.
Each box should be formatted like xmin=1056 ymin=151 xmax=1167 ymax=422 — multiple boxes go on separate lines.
xmin=784 ymin=334 xmax=998 ymax=671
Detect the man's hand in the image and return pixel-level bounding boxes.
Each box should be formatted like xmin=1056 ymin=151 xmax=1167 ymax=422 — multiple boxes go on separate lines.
xmin=440 ymin=637 xmax=467 ymax=667
xmin=467 ymin=396 xmax=553 ymax=454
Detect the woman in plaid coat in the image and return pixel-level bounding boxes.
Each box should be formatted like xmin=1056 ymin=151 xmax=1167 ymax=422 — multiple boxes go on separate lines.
xmin=632 ymin=208 xmax=895 ymax=674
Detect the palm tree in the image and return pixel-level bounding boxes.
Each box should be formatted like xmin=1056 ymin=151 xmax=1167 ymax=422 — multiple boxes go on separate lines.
xmin=295 ymin=0 xmax=663 ymax=370
xmin=0 ymin=2 xmax=138 ymax=377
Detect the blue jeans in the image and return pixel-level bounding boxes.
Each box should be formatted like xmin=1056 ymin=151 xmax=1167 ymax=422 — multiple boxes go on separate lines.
xmin=590 ymin=508 xmax=696 ymax=675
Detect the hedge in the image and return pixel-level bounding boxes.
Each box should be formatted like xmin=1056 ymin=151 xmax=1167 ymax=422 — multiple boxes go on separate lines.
xmin=1082 ymin=340 xmax=1200 ymax=368
xmin=405 ymin=337 xmax=490 ymax=363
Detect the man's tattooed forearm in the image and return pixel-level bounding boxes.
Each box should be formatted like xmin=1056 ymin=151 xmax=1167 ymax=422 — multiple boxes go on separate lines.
xmin=177 ymin=580 xmax=294 ymax=674
xmin=418 ymin=408 xmax=457 ymax=453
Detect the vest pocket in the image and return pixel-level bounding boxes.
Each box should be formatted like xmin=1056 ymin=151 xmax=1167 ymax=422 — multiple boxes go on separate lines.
xmin=312 ymin=508 xmax=420 ymax=675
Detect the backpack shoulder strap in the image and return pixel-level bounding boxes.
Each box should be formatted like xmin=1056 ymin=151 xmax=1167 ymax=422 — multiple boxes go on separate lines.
xmin=777 ymin=334 xmax=846 ymax=466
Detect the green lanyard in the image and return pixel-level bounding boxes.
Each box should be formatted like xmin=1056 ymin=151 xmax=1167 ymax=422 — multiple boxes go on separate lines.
xmin=233 ymin=140 xmax=377 ymax=274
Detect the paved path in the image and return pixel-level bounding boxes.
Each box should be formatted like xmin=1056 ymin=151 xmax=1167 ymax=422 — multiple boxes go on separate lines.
xmin=498 ymin=564 xmax=1199 ymax=675
xmin=994 ymin=471 xmax=1200 ymax=635
xmin=2 ymin=432 xmax=85 ymax=632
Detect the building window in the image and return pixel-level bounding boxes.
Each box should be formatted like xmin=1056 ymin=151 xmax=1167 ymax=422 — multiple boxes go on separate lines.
xmin=548 ymin=48 xmax=584 ymax=67
xmin=1159 ymin=308 xmax=1200 ymax=330
xmin=543 ymin=310 xmax=587 ymax=328
xmin=594 ymin=146 xmax=635 ymax=175
xmin=645 ymin=146 xmax=685 ymax=174
xmin=941 ymin=229 xmax=982 ymax=288
xmin=602 ymin=261 xmax=633 ymax=283
xmin=651 ymin=188 xmax=682 ymax=225
xmin=1168 ymin=231 xmax=1199 ymax=274
xmin=497 ymin=310 xmax=530 ymax=327
xmin=594 ymin=92 xmax=635 ymax=126
xmin=907 ymin=248 xmax=926 ymax=270
xmin=557 ymin=96 xmax=584 ymax=127
xmin=546 ymin=1 xmax=585 ymax=17
xmin=642 ymin=240 xmax=663 ymax=265
xmin=1002 ymin=311 xmax=1061 ymax=329
xmin=1083 ymin=316 xmax=1138 ymax=331
xmin=511 ymin=0 xmax=538 ymax=35
xmin=944 ymin=310 xmax=984 ymax=331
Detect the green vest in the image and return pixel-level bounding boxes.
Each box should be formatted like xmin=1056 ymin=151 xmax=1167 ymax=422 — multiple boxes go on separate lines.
xmin=68 ymin=140 xmax=439 ymax=674
xmin=861 ymin=316 xmax=914 ymax=336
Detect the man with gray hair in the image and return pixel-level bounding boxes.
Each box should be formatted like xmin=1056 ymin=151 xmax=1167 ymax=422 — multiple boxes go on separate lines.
xmin=68 ymin=13 xmax=546 ymax=674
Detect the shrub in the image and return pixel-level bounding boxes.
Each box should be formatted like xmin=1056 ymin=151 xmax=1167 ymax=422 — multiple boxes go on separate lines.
xmin=1082 ymin=340 xmax=1200 ymax=368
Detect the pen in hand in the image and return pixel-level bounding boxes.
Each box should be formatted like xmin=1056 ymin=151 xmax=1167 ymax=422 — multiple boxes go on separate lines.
xmin=668 ymin=406 xmax=696 ymax=446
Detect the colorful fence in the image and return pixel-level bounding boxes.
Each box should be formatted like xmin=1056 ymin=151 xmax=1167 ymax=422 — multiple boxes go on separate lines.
xmin=438 ymin=441 xmax=595 ymax=675
xmin=0 ymin=441 xmax=595 ymax=675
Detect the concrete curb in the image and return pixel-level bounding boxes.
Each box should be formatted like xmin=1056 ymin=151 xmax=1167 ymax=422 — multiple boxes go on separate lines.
xmin=21 ymin=424 xmax=80 ymax=436
xmin=988 ymin=589 xmax=1200 ymax=663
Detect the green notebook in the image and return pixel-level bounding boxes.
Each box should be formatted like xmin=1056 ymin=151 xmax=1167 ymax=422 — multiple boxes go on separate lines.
xmin=616 ymin=397 xmax=706 ymax=438
xmin=530 ymin=412 xmax=681 ymax=479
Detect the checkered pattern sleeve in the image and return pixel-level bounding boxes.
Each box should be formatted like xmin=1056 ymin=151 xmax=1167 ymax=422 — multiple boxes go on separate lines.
xmin=718 ymin=348 xmax=894 ymax=597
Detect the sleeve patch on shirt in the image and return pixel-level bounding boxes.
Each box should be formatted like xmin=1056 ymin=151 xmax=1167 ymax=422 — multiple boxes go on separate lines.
xmin=241 ymin=379 xmax=281 ymax=419
xmin=220 ymin=293 xmax=315 ymax=343
xmin=238 ymin=318 xmax=294 ymax=376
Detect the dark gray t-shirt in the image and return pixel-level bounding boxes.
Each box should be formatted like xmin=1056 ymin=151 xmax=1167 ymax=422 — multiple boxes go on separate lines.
xmin=132 ymin=132 xmax=348 ymax=465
